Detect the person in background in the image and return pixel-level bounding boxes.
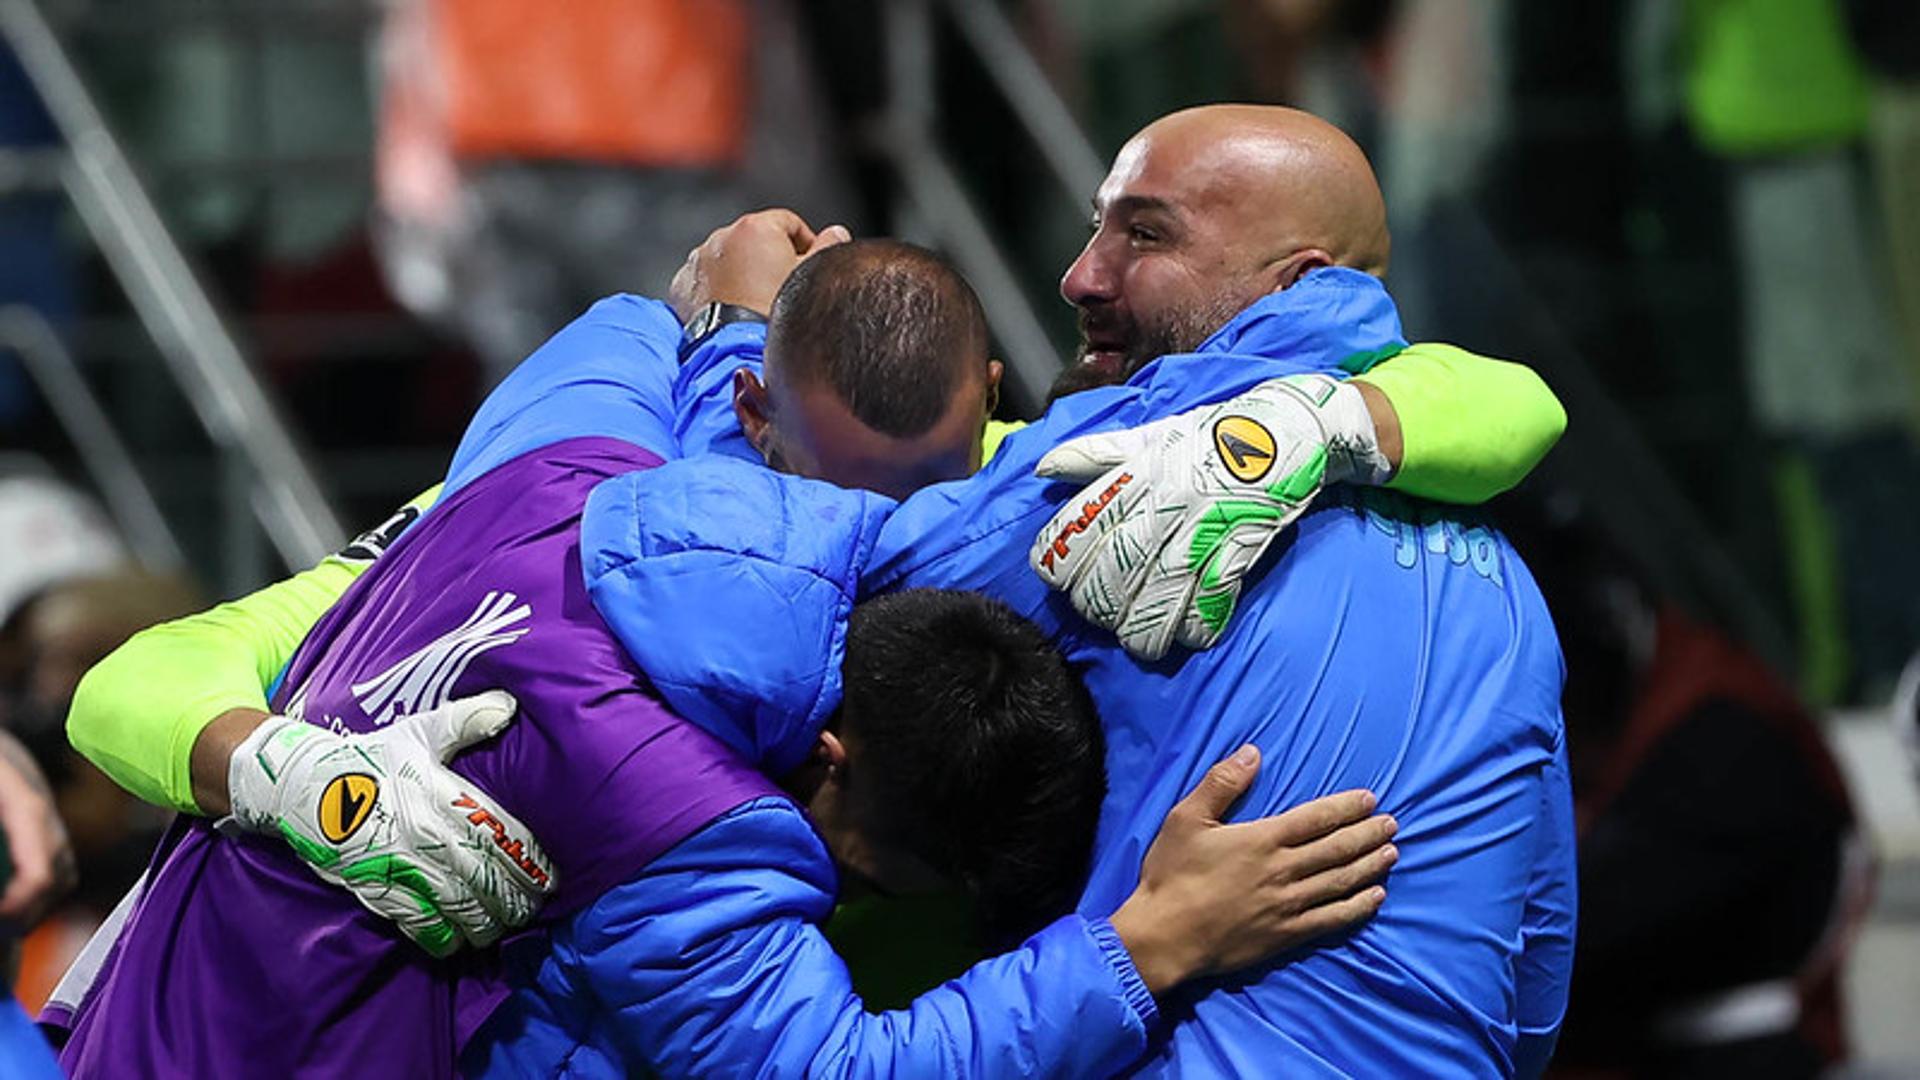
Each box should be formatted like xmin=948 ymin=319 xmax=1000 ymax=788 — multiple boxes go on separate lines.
xmin=0 ymin=464 xmax=197 ymax=1016
xmin=1505 ymin=494 xmax=1872 ymax=1080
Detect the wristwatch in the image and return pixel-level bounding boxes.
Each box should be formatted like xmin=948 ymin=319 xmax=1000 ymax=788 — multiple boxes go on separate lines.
xmin=678 ymin=302 xmax=767 ymax=363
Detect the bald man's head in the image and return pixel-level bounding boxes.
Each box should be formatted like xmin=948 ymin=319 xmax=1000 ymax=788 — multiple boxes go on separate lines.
xmin=1054 ymin=104 xmax=1390 ymax=391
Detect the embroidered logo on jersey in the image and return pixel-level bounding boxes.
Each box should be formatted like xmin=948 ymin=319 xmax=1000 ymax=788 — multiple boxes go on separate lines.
xmin=351 ymin=591 xmax=531 ymax=726
xmin=1038 ymin=472 xmax=1134 ymax=573
xmin=318 ymin=773 xmax=379 ymax=843
xmin=336 ymin=503 xmax=423 ymax=565
xmin=1213 ymin=416 xmax=1277 ymax=484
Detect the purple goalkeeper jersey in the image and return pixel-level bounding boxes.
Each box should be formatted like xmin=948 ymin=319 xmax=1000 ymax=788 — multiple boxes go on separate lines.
xmin=56 ymin=437 xmax=783 ymax=1079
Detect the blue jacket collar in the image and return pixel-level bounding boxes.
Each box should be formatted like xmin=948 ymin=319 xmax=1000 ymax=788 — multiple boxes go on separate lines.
xmin=1126 ymin=268 xmax=1406 ymax=401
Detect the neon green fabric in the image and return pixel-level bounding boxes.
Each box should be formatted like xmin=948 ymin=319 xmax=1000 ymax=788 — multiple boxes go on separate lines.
xmin=982 ymin=419 xmax=1024 ymax=465
xmin=1684 ymin=0 xmax=1870 ymax=155
xmin=66 ymin=486 xmax=441 ymax=814
xmin=1356 ymin=343 xmax=1567 ymax=505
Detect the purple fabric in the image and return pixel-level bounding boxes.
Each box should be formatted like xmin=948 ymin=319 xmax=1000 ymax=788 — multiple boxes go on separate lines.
xmin=57 ymin=437 xmax=783 ymax=1079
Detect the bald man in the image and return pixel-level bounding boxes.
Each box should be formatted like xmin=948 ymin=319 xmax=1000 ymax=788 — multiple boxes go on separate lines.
xmin=638 ymin=103 xmax=1575 ymax=1076
xmin=1065 ymin=105 xmax=1389 ymax=379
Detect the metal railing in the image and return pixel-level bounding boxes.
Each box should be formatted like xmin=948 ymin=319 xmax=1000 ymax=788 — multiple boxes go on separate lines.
xmin=0 ymin=0 xmax=345 ymax=588
xmin=0 ymin=305 xmax=185 ymax=570
xmin=875 ymin=0 xmax=1106 ymax=414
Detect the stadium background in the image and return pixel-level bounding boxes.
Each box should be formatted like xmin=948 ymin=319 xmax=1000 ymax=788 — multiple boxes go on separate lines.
xmin=0 ymin=0 xmax=1915 ymax=1074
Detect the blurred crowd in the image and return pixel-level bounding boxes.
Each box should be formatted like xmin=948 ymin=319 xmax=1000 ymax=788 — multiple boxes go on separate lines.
xmin=1 ymin=0 xmax=1917 ymax=1075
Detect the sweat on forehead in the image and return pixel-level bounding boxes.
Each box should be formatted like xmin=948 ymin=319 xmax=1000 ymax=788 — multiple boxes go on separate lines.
xmin=766 ymin=240 xmax=990 ymax=439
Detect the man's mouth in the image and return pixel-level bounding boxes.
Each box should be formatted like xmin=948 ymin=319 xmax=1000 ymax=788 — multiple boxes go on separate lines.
xmin=1076 ymin=349 xmax=1125 ymax=381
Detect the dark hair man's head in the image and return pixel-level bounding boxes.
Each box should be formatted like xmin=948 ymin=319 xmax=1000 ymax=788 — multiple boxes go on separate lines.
xmin=788 ymin=589 xmax=1106 ymax=946
xmin=732 ymin=240 xmax=1003 ymax=501
xmin=1055 ymin=104 xmax=1391 ymax=394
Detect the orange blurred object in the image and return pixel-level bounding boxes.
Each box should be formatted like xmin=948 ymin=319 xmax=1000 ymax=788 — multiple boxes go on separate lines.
xmin=379 ymin=0 xmax=751 ymax=227
xmin=433 ymin=0 xmax=749 ymax=166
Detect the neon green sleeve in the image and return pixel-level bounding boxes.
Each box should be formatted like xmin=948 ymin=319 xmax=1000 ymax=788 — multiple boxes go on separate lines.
xmin=982 ymin=419 xmax=1027 ymax=465
xmin=1353 ymin=343 xmax=1567 ymax=504
xmin=66 ymin=486 xmax=441 ymax=814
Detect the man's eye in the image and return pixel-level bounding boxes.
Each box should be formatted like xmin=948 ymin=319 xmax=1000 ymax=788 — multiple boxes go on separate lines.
xmin=1129 ymin=225 xmax=1159 ymax=244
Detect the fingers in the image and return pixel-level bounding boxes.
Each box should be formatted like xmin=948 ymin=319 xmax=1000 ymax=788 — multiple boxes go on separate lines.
xmin=1251 ymin=789 xmax=1380 ymax=848
xmin=1172 ymin=580 xmax=1238 ymax=654
xmin=1283 ymin=812 xmax=1398 ymax=878
xmin=436 ymin=776 xmax=556 ymax=900
xmin=1034 ymin=423 xmax=1160 ymax=481
xmin=1029 ymin=460 xmax=1135 ymax=591
xmin=805 ymin=224 xmax=853 ymax=255
xmin=1273 ymin=884 xmax=1387 ymax=943
xmin=0 ymin=780 xmax=72 ymax=929
xmin=423 ymin=690 xmax=520 ymax=762
xmin=1288 ymin=838 xmax=1399 ymax=906
xmin=1178 ymin=745 xmax=1262 ymax=823
xmin=735 ymin=207 xmax=817 ymax=253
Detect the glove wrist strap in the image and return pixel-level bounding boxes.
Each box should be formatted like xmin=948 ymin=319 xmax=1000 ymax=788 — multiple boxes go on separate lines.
xmin=227 ymin=714 xmax=312 ymax=833
xmin=1286 ymin=376 xmax=1391 ymax=487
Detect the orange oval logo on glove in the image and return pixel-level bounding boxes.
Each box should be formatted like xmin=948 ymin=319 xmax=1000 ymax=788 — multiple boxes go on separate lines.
xmin=318 ymin=774 xmax=379 ymax=844
xmin=1213 ymin=416 xmax=1277 ymax=484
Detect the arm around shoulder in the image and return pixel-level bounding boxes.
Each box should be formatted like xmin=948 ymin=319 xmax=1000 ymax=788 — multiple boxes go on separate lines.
xmin=1355 ymin=343 xmax=1567 ymax=504
xmin=553 ymin=799 xmax=1155 ymax=1080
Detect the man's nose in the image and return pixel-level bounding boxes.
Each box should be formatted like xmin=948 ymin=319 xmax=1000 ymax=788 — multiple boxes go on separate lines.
xmin=1059 ymin=240 xmax=1113 ymax=308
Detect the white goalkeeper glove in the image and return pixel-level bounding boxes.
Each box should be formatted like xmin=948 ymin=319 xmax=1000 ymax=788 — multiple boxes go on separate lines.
xmin=227 ymin=690 xmax=556 ymax=957
xmin=1030 ymin=374 xmax=1390 ymax=661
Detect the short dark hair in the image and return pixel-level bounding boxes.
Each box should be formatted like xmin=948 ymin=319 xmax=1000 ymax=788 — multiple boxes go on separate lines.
xmin=839 ymin=589 xmax=1105 ymax=946
xmin=767 ymin=240 xmax=990 ymax=438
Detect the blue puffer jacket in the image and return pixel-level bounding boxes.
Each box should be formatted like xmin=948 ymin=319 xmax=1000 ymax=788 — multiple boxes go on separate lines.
xmin=452 ymin=295 xmax=1157 ymax=1078
xmin=583 ymin=269 xmax=1576 ymax=1078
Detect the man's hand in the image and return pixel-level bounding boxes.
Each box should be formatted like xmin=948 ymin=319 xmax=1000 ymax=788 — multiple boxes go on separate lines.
xmin=226 ymin=691 xmax=555 ymax=957
xmin=1030 ymin=374 xmax=1391 ymax=661
xmin=0 ymin=729 xmax=76 ymax=930
xmin=1108 ymin=745 xmax=1395 ymax=994
xmin=668 ymin=209 xmax=852 ymax=322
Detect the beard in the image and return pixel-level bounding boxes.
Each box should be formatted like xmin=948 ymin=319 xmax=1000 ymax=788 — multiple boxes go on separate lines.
xmin=1050 ymin=292 xmax=1253 ymax=405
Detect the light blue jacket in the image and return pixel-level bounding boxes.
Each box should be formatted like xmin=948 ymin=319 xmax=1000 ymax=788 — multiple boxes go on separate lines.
xmin=584 ymin=269 xmax=1577 ymax=1077
xmin=454 ymin=295 xmax=1158 ymax=1078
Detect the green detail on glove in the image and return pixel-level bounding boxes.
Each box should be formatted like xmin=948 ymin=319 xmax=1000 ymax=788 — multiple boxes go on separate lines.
xmin=1269 ymin=446 xmax=1329 ymax=503
xmin=277 ymin=821 xmax=341 ymax=869
xmin=1188 ymin=501 xmax=1285 ymax=589
xmin=1182 ymin=447 xmax=1333 ymax=634
xmin=341 ymin=855 xmax=440 ymax=915
xmin=341 ymin=854 xmax=457 ymax=957
xmin=1193 ymin=587 xmax=1239 ymax=634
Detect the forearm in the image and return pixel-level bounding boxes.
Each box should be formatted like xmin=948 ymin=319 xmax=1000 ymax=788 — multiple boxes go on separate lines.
xmin=568 ymin=810 xmax=1154 ymax=1079
xmin=68 ymin=487 xmax=438 ymax=815
xmin=67 ymin=558 xmax=358 ymax=814
xmin=187 ymin=708 xmax=268 ymax=817
xmin=1353 ymin=343 xmax=1566 ymax=503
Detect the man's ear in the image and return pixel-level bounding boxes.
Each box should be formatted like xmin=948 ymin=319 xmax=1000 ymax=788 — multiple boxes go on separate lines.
xmin=983 ymin=360 xmax=1004 ymax=418
xmin=784 ymin=727 xmax=848 ymax=804
xmin=1268 ymin=249 xmax=1333 ymax=292
xmin=816 ymin=729 xmax=848 ymax=774
xmin=733 ymin=368 xmax=774 ymax=455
